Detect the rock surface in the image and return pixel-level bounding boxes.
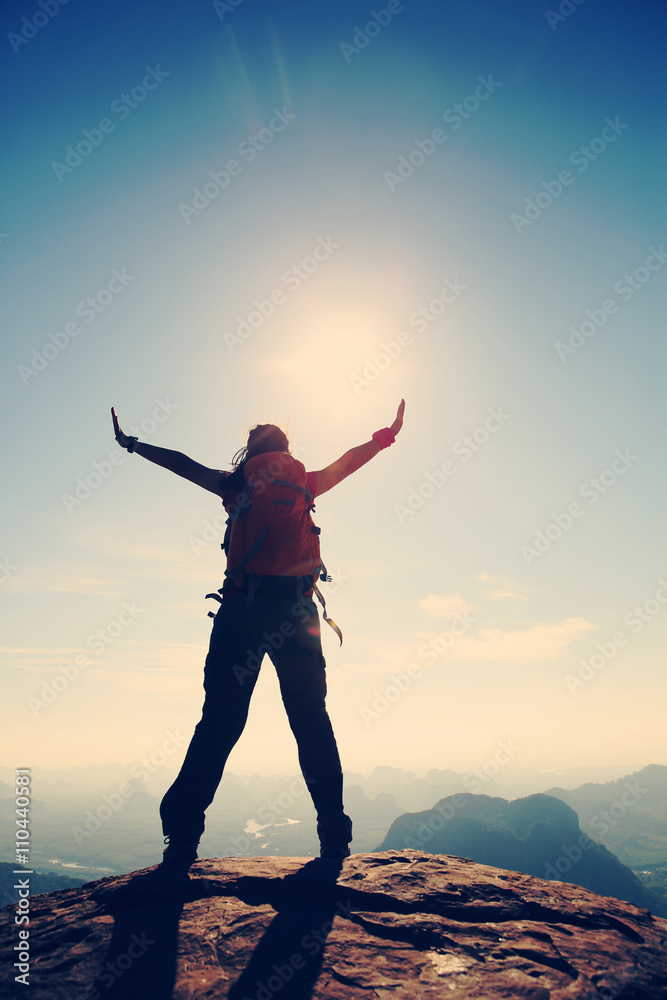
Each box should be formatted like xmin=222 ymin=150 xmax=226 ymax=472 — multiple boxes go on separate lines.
xmin=2 ymin=849 xmax=667 ymax=998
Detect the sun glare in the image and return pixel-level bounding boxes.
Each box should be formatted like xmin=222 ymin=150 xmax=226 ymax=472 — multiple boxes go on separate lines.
xmin=263 ymin=299 xmax=417 ymax=420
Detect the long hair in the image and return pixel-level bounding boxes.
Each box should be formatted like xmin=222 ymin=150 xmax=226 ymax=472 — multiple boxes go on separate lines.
xmin=220 ymin=423 xmax=290 ymax=491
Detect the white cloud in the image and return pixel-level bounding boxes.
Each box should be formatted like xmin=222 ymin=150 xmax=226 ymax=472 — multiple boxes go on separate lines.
xmin=344 ymin=617 xmax=598 ymax=674
xmin=487 ymin=589 xmax=530 ymax=602
xmin=475 ymin=572 xmax=530 ymax=602
xmin=419 ymin=593 xmax=472 ymax=618
xmin=420 ymin=617 xmax=596 ymax=663
xmin=3 ymin=639 xmax=205 ymax=677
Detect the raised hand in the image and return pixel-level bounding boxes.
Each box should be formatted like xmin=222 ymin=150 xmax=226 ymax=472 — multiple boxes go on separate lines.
xmin=111 ymin=407 xmax=131 ymax=449
xmin=389 ymin=399 xmax=405 ymax=438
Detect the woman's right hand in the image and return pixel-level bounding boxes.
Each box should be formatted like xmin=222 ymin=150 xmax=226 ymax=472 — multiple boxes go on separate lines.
xmin=111 ymin=407 xmax=131 ymax=449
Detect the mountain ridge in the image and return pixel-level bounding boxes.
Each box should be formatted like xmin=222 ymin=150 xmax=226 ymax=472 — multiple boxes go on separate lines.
xmin=378 ymin=791 xmax=664 ymax=916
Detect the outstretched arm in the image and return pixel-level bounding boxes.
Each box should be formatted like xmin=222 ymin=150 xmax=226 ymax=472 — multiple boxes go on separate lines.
xmin=311 ymin=399 xmax=405 ymax=496
xmin=111 ymin=407 xmax=224 ymax=496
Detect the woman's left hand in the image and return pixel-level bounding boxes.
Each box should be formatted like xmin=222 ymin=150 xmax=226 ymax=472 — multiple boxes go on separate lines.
xmin=389 ymin=399 xmax=405 ymax=438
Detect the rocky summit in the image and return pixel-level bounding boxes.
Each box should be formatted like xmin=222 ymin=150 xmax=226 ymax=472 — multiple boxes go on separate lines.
xmin=2 ymin=850 xmax=667 ymax=998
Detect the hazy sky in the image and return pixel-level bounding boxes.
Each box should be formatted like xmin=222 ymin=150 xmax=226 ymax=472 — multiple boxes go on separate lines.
xmin=2 ymin=0 xmax=665 ymax=786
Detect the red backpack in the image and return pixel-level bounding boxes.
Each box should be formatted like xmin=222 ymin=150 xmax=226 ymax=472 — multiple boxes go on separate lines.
xmin=225 ymin=452 xmax=322 ymax=580
xmin=208 ymin=452 xmax=342 ymax=642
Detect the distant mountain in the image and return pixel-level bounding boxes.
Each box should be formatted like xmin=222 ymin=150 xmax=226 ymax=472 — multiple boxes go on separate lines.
xmin=5 ymin=763 xmax=665 ymax=890
xmin=545 ymin=764 xmax=667 ymax=866
xmin=0 ymin=863 xmax=87 ymax=908
xmin=378 ymin=792 xmax=663 ymax=914
xmin=344 ymin=765 xmax=500 ymax=812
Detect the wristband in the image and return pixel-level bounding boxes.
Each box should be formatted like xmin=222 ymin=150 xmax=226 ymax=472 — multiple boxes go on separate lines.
xmin=127 ymin=437 xmax=138 ymax=453
xmin=372 ymin=427 xmax=395 ymax=450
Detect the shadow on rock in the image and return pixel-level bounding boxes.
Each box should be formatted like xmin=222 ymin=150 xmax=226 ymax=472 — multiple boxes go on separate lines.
xmin=229 ymin=859 xmax=348 ymax=1000
xmin=88 ymin=868 xmax=188 ymax=999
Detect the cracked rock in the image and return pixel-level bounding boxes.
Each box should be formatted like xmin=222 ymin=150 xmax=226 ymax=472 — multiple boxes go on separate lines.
xmin=1 ymin=850 xmax=666 ymax=998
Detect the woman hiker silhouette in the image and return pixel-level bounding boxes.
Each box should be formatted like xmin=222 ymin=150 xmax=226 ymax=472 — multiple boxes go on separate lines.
xmin=111 ymin=400 xmax=405 ymax=867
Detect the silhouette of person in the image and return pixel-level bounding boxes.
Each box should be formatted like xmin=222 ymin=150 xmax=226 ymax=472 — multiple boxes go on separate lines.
xmin=111 ymin=401 xmax=405 ymax=868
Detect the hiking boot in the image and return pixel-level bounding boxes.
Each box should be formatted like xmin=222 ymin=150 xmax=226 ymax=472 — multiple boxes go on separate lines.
xmin=319 ymin=844 xmax=351 ymax=861
xmin=161 ymin=834 xmax=199 ymax=871
xmin=317 ymin=811 xmax=352 ymax=861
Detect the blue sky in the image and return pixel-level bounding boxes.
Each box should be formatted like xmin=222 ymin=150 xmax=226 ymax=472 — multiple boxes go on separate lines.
xmin=1 ymin=0 xmax=665 ymax=784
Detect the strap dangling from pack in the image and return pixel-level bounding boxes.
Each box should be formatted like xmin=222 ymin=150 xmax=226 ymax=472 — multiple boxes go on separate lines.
xmin=313 ymin=582 xmax=343 ymax=646
xmin=205 ymin=591 xmax=223 ymax=618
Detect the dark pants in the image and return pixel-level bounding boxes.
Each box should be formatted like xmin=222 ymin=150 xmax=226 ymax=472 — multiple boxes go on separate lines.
xmin=160 ymin=576 xmax=351 ymax=848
